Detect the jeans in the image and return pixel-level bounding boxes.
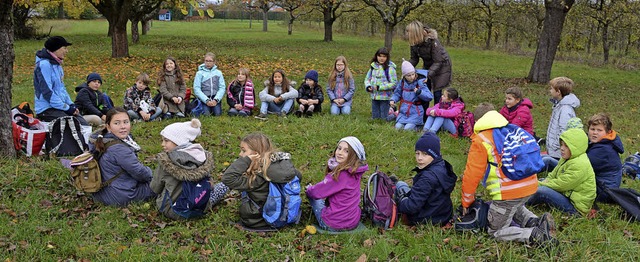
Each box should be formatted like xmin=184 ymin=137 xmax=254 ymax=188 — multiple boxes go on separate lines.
xmin=202 ymin=103 xmax=222 ymax=116
xmin=260 ymin=99 xmax=294 ymax=114
xmin=424 ymin=116 xmax=457 ymax=134
xmin=330 ymin=103 xmax=351 ymax=115
xmin=395 ymin=123 xmax=417 ymax=131
xmin=527 ymin=185 xmax=578 ymax=215
xmin=308 ymin=198 xmax=339 ymax=232
xmin=228 ymin=108 xmax=250 ymax=117
xmin=127 ymin=108 xmax=162 ymax=121
xmin=371 ymin=99 xmax=390 ymax=120
xmin=541 ymin=155 xmax=559 ymax=173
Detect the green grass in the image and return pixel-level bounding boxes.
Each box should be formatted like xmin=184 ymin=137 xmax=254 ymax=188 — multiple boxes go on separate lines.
xmin=3 ymin=19 xmax=640 ymax=260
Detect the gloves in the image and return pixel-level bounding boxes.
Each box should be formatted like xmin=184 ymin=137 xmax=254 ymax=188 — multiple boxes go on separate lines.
xmin=65 ymin=104 xmax=77 ymax=115
xmin=415 ymin=89 xmax=422 ymax=96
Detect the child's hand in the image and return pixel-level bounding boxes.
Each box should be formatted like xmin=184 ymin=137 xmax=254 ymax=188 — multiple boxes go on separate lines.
xmin=234 ymin=104 xmax=243 ymax=110
xmin=305 ymin=183 xmax=313 ymax=190
xmin=389 ymin=100 xmax=395 ymax=107
xmin=141 ymin=112 xmax=150 ymax=121
xmin=366 ymin=86 xmax=372 ymax=93
xmin=462 ymin=207 xmax=469 ymax=216
xmin=430 ymin=110 xmax=435 ymax=116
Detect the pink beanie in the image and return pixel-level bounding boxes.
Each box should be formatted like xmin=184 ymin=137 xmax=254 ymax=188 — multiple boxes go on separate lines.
xmin=401 ymin=60 xmax=415 ymax=78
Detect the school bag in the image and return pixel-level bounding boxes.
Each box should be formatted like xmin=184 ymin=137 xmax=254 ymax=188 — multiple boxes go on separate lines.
xmin=69 ymin=141 xmax=124 ymax=193
xmin=479 ymin=124 xmax=544 ymax=180
xmin=45 ymin=116 xmax=89 ymax=157
xmin=454 ymin=111 xmax=475 ymax=138
xmin=161 ymin=176 xmax=212 ymax=219
xmin=605 ymin=187 xmax=640 ymax=222
xmin=11 ymin=107 xmax=47 ymax=156
xmin=622 ymin=152 xmax=640 ymax=179
xmin=363 ymin=167 xmax=398 ymax=229
xmin=454 ymin=198 xmax=490 ymax=233
xmin=262 ymin=176 xmax=302 ymax=228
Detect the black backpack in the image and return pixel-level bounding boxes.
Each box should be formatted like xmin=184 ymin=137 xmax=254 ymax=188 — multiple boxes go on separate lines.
xmin=605 ymin=187 xmax=640 ymax=222
xmin=46 ymin=116 xmax=88 ymax=156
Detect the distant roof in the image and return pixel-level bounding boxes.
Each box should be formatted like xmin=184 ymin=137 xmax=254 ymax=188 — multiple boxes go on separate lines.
xmin=159 ymin=9 xmax=170 ymax=15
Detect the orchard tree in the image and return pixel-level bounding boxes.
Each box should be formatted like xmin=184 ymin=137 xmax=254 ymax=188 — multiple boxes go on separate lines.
xmin=275 ymin=0 xmax=312 ymax=35
xmin=312 ymin=0 xmax=363 ymax=42
xmin=528 ymin=0 xmax=575 ymax=83
xmin=362 ymin=0 xmax=425 ymax=51
xmin=0 ymin=0 xmax=16 ymax=157
xmin=88 ymin=0 xmax=134 ymax=58
xmin=130 ymin=0 xmax=162 ymax=44
xmin=586 ymin=0 xmax=631 ymax=63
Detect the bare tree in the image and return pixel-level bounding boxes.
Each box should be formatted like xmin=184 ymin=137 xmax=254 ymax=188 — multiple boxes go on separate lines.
xmin=130 ymin=0 xmax=162 ymax=44
xmin=254 ymin=0 xmax=274 ymax=32
xmin=275 ymin=0 xmax=312 ymax=35
xmin=528 ymin=0 xmax=575 ymax=83
xmin=88 ymin=0 xmax=134 ymax=58
xmin=0 ymin=0 xmax=16 ymax=157
xmin=471 ymin=0 xmax=505 ymax=50
xmin=586 ymin=0 xmax=630 ymax=63
xmin=362 ymin=0 xmax=425 ymax=51
xmin=312 ymin=0 xmax=363 ymax=42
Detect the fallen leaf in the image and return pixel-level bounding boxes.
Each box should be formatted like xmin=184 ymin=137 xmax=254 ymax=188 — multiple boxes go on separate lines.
xmin=363 ymin=238 xmax=374 ymax=247
xmin=356 ymin=254 xmax=367 ymax=262
xmin=443 ymin=238 xmax=451 ymax=244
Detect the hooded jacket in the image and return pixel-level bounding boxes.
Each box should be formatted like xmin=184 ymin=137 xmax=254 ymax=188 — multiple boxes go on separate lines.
xmin=398 ymin=159 xmax=457 ymax=226
xmin=409 ymin=28 xmax=452 ymax=92
xmin=90 ymin=132 xmax=155 ymax=207
xmin=158 ymin=70 xmax=186 ymax=114
xmin=296 ymin=83 xmax=324 ymax=112
xmin=499 ymin=98 xmax=534 ymax=135
xmin=426 ymin=98 xmax=464 ymax=119
xmin=540 ymin=128 xmax=596 ymax=214
xmin=364 ymin=61 xmax=397 ymax=100
xmin=193 ymin=64 xmax=226 ymax=103
xmin=222 ymin=152 xmax=301 ymax=229
xmin=461 ymin=111 xmax=539 ymax=208
xmin=587 ymin=131 xmax=624 ymax=183
xmin=226 ymin=79 xmax=255 ymax=112
xmin=33 ymin=48 xmax=75 ymax=114
xmin=391 ymin=78 xmax=433 ymax=126
xmin=326 ymin=72 xmax=356 ymax=107
xmin=306 ymin=164 xmax=369 ymax=230
xmin=547 ymin=93 xmax=580 ymax=158
xmin=74 ymin=83 xmax=108 ymax=117
xmin=124 ymin=84 xmax=156 ymax=114
xmin=151 ymin=143 xmax=215 ymax=220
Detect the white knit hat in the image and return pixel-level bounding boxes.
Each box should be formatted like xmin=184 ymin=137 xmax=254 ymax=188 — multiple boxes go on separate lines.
xmin=401 ymin=59 xmax=415 ymax=78
xmin=160 ymin=119 xmax=202 ymax=146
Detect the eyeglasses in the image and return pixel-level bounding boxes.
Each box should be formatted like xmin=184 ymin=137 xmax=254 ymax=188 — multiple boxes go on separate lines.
xmin=204 ymin=60 xmax=214 ymax=62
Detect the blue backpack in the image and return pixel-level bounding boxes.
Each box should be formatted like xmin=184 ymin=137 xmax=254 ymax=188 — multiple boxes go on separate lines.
xmin=263 ymin=176 xmax=302 ymax=228
xmin=489 ymin=124 xmax=544 ymax=180
xmin=162 ymin=177 xmax=212 ymax=219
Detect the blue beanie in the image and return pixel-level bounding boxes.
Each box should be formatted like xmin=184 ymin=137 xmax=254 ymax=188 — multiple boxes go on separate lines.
xmin=86 ymin=72 xmax=103 ymax=84
xmin=304 ymin=70 xmax=319 ymax=83
xmin=415 ymin=131 xmax=441 ymax=159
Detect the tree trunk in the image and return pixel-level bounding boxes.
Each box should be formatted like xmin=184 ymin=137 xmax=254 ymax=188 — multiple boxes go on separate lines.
xmin=527 ymin=0 xmax=574 ymax=83
xmin=142 ymin=19 xmax=150 ymax=35
xmin=323 ymin=9 xmax=333 ymax=42
xmin=384 ymin=23 xmax=394 ymax=51
xmin=111 ymin=23 xmax=129 ymax=57
xmin=446 ymin=21 xmax=453 ymax=46
xmin=485 ymin=22 xmax=492 ymax=50
xmin=288 ymin=19 xmax=293 ymax=35
xmin=57 ymin=2 xmax=64 ymax=19
xmin=0 ymin=0 xmax=16 ymax=157
xmin=131 ymin=19 xmax=139 ymax=44
xmin=602 ymin=22 xmax=609 ymax=63
xmin=262 ymin=11 xmax=268 ymax=31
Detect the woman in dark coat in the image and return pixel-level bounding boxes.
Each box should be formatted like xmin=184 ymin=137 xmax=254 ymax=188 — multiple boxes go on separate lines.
xmin=407 ymin=21 xmax=452 ymax=106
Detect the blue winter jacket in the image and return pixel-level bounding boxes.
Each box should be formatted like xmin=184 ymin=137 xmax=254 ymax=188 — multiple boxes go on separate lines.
xmin=397 ymin=158 xmax=457 ymax=226
xmin=391 ymin=78 xmax=433 ymax=125
xmin=193 ymin=63 xmax=226 ymax=103
xmin=587 ymin=131 xmax=624 ymax=187
xmin=33 ymin=48 xmax=75 ymax=114
xmin=90 ymin=132 xmax=155 ymax=207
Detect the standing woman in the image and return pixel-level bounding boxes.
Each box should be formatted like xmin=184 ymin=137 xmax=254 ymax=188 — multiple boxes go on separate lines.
xmin=406 ymin=21 xmax=452 ymax=106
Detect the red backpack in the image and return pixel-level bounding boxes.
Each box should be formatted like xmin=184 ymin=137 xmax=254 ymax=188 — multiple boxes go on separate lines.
xmin=454 ymin=111 xmax=475 ymax=138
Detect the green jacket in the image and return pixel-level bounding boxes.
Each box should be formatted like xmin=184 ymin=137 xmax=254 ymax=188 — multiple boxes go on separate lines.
xmin=222 ymin=152 xmax=301 ymax=229
xmin=540 ymin=128 xmax=596 ymax=214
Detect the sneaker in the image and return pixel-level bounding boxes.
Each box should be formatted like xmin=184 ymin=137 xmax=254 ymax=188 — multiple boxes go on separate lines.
xmin=538 ymin=212 xmax=556 ymax=237
xmin=163 ymin=113 xmax=172 ymax=119
xmin=294 ymin=111 xmax=303 ymax=117
xmin=529 ymin=227 xmax=559 ymax=247
xmin=254 ymin=113 xmax=268 ymax=120
xmin=175 ymin=112 xmax=185 ymax=118
xmin=279 ymin=111 xmax=288 ymax=118
xmin=305 ymin=110 xmax=313 ymax=117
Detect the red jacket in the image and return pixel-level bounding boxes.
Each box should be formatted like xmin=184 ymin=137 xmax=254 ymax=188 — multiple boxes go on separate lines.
xmin=499 ymin=98 xmax=534 ymax=135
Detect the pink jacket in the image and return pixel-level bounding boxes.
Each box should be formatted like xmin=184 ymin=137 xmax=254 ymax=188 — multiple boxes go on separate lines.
xmin=426 ymin=98 xmax=464 ymax=119
xmin=499 ymin=98 xmax=534 ymax=135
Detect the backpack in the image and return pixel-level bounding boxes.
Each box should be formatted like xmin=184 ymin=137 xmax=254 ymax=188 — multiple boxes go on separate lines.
xmin=102 ymin=93 xmax=115 ymax=110
xmin=605 ymin=187 xmax=640 ymax=222
xmin=11 ymin=108 xmax=47 ymax=156
xmin=622 ymin=152 xmax=640 ymax=179
xmin=480 ymin=124 xmax=544 ymax=181
xmin=363 ymin=167 xmax=398 ymax=229
xmin=69 ymin=141 xmax=123 ymax=193
xmin=45 ymin=116 xmax=88 ymax=157
xmin=454 ymin=198 xmax=490 ymax=233
xmin=263 ymin=176 xmax=302 ymax=228
xmin=162 ymin=176 xmax=212 ymax=219
xmin=454 ymin=111 xmax=475 ymax=138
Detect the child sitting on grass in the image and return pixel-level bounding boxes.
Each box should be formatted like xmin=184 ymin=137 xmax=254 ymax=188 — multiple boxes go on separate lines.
xmin=295 ymin=70 xmax=324 ymax=117
xmin=306 ymin=136 xmax=369 ymax=232
xmin=499 ymin=86 xmax=535 ymax=136
xmin=586 ymin=113 xmax=624 ymax=203
xmin=151 ymin=119 xmax=229 ymax=220
xmin=423 ymin=87 xmax=464 ymax=135
xmin=527 ymin=127 xmax=596 ymax=215
xmin=389 ymin=60 xmax=432 ymax=131
xmin=124 ymin=73 xmax=162 ymax=122
xmin=394 ymin=131 xmax=456 ymax=226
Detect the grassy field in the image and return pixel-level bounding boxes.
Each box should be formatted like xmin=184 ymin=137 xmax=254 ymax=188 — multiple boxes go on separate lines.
xmin=2 ymin=19 xmax=640 ymax=261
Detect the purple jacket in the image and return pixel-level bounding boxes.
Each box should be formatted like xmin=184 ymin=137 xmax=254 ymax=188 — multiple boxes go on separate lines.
xmin=306 ymin=164 xmax=369 ymax=230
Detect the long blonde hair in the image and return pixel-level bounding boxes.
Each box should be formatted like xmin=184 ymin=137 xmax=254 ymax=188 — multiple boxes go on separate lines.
xmin=327 ymin=142 xmax=363 ymax=181
xmin=406 ymin=21 xmax=426 ymax=46
xmin=328 ymin=56 xmax=353 ymax=90
xmin=242 ymin=133 xmax=276 ymax=186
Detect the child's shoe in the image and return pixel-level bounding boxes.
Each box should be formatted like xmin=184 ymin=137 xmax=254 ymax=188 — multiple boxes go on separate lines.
xmin=163 ymin=112 xmax=172 ymax=119
xmin=279 ymin=111 xmax=288 ymax=118
xmin=305 ymin=110 xmax=313 ymax=117
xmin=295 ymin=110 xmax=303 ymax=117
xmin=175 ymin=112 xmax=185 ymax=118
xmin=254 ymin=113 xmax=268 ymax=120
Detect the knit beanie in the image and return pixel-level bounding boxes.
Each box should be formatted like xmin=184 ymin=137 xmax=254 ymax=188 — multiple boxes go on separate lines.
xmin=160 ymin=119 xmax=202 ymax=146
xmin=415 ymin=131 xmax=441 ymax=159
xmin=567 ymin=117 xmax=583 ymax=130
xmin=86 ymin=72 xmax=103 ymax=84
xmin=304 ymin=70 xmax=319 ymax=83
xmin=401 ymin=60 xmax=415 ymax=78
xmin=44 ymin=36 xmax=72 ymax=52
xmin=339 ymin=136 xmax=366 ymax=161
